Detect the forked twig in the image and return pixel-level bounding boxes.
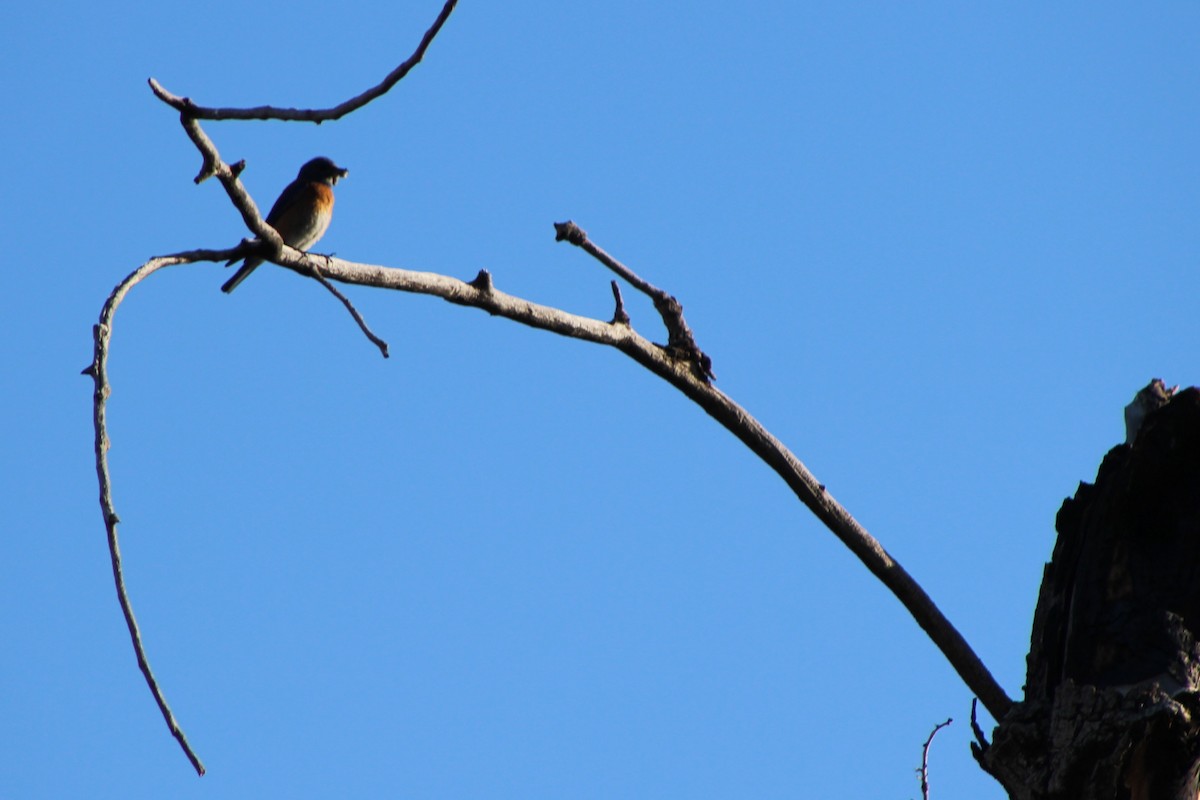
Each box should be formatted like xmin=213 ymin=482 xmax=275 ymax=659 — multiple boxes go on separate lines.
xmin=554 ymin=220 xmax=714 ymax=381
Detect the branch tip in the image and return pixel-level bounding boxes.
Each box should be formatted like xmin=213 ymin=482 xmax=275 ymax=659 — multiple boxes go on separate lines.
xmin=192 ymin=157 xmax=217 ymax=185
xmin=553 ymin=220 xmax=586 ymax=245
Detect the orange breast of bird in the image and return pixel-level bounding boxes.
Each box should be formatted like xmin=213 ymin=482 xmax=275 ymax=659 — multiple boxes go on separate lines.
xmin=271 ymin=182 xmax=336 ymax=252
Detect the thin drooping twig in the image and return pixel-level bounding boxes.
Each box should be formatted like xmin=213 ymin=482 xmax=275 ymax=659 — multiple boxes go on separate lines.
xmin=554 ymin=220 xmax=713 ymax=381
xmin=85 ymin=255 xmax=215 ymax=777
xmin=306 ymin=257 xmax=390 ymax=358
xmin=918 ymin=718 xmax=953 ymax=800
xmin=219 ymin=244 xmax=1016 ymax=722
xmin=147 ymin=0 xmax=458 ymax=122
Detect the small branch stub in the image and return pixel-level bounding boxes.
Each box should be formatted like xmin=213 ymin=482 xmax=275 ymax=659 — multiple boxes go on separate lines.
xmin=469 ymin=269 xmax=494 ymax=292
xmin=610 ymin=281 xmax=630 ymax=326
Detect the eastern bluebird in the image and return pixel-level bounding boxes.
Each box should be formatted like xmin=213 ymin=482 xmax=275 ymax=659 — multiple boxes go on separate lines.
xmin=221 ymin=156 xmax=349 ymax=293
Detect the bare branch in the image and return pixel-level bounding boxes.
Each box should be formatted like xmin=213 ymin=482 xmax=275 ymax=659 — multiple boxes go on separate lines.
xmin=116 ymin=0 xmax=1015 ymax=773
xmin=84 ymin=255 xmax=210 ymax=777
xmin=917 ymin=718 xmax=953 ymax=800
xmin=177 ymin=115 xmax=277 ymax=245
xmin=147 ymin=0 xmax=458 ymax=122
xmin=83 ymin=246 xmax=393 ymax=773
xmin=91 ymin=234 xmax=1013 ymax=774
xmin=226 ymin=245 xmax=1016 ymax=721
xmin=555 ymin=220 xmax=714 ymax=382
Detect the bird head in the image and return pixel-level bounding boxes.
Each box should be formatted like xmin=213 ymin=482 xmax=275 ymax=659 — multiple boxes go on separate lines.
xmin=298 ymin=157 xmax=349 ymax=185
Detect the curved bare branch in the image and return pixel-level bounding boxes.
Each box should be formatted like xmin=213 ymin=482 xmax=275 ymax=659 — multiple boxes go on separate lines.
xmin=919 ymin=718 xmax=953 ymax=800
xmin=84 ymin=253 xmax=220 ymax=777
xmin=148 ymin=0 xmax=458 ymax=122
xmin=278 ymin=246 xmax=1016 ymax=721
xmin=90 ymin=232 xmax=1014 ymax=774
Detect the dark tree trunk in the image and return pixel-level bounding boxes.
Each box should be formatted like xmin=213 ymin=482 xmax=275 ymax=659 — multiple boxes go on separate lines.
xmin=975 ymin=388 xmax=1200 ymax=799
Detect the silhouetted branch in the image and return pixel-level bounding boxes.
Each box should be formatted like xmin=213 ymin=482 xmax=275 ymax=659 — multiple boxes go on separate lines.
xmin=969 ymin=697 xmax=989 ymax=759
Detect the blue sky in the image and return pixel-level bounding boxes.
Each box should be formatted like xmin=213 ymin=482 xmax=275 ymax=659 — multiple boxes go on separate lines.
xmin=2 ymin=1 xmax=1197 ymax=797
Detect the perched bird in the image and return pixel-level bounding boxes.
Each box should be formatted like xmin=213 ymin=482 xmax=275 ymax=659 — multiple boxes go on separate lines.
xmin=222 ymin=156 xmax=349 ymax=293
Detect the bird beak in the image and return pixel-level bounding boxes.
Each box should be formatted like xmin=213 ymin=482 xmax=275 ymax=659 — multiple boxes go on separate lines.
xmin=333 ymin=167 xmax=348 ymax=185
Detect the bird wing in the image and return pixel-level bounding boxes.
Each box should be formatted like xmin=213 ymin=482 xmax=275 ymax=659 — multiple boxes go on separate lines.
xmin=267 ymin=182 xmax=334 ymax=250
xmin=264 ymin=178 xmax=306 ymax=225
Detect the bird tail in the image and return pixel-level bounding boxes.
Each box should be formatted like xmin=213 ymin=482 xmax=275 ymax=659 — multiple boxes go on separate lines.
xmin=221 ymin=258 xmax=262 ymax=294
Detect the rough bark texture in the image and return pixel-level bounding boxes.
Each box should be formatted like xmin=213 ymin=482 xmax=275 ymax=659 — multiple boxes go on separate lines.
xmin=976 ymin=388 xmax=1200 ymax=799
